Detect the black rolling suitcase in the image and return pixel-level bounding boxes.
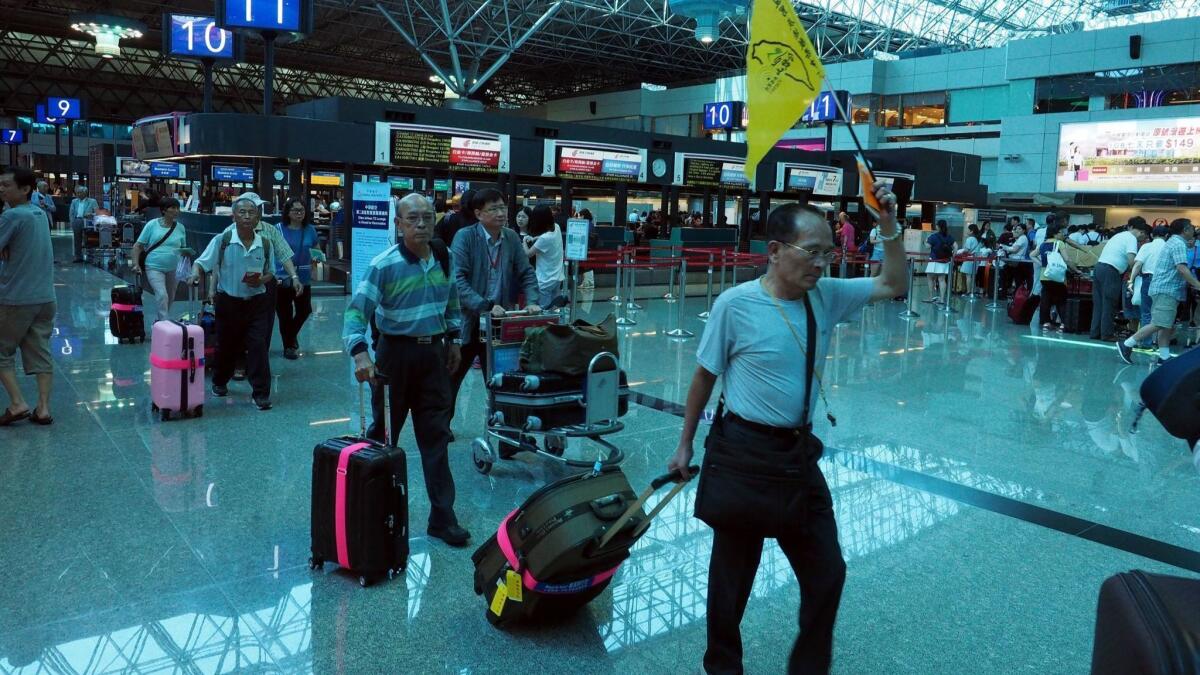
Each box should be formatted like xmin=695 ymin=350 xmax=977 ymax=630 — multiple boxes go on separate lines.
xmin=1090 ymin=570 xmax=1200 ymax=674
xmin=310 ymin=384 xmax=408 ymax=587
xmin=109 ymin=282 xmax=145 ymax=343
xmin=1062 ymin=296 xmax=1093 ymax=333
xmin=488 ymin=370 xmax=630 ymax=431
xmin=1138 ymin=346 xmax=1200 ymax=446
xmin=472 ymin=464 xmax=696 ymax=627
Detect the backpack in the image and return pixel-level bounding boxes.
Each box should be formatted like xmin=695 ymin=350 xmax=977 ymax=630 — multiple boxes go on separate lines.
xmin=931 ymin=233 xmax=953 ymax=261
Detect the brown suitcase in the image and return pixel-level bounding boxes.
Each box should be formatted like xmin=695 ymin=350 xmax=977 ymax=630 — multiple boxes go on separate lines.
xmin=1090 ymin=570 xmax=1200 ymax=674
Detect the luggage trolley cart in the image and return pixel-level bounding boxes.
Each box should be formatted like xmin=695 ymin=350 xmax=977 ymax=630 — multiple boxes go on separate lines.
xmin=471 ymin=310 xmax=627 ymax=475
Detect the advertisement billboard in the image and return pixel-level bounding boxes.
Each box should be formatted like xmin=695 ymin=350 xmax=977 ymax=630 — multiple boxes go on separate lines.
xmin=1057 ymin=117 xmax=1200 ymax=194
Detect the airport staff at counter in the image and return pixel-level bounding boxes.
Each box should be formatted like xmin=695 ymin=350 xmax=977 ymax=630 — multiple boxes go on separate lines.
xmin=669 ymin=182 xmax=906 ymax=675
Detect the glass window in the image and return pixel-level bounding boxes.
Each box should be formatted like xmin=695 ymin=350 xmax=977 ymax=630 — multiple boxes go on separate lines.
xmin=901 ymin=91 xmax=946 ymax=127
xmin=877 ymin=95 xmax=900 ymax=128
xmin=117 ymin=125 xmax=133 ymax=141
xmin=850 ymin=94 xmax=871 ymax=125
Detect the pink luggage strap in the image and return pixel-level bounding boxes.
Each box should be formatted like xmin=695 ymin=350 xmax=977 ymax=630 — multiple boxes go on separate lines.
xmin=111 ymin=303 xmax=141 ymax=312
xmin=335 ymin=442 xmax=370 ymax=569
xmin=149 ymin=353 xmax=205 ymax=370
xmin=495 ymin=509 xmax=619 ymax=594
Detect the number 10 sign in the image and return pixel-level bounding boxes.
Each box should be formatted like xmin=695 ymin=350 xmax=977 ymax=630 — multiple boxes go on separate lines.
xmin=163 ymin=14 xmax=241 ymax=60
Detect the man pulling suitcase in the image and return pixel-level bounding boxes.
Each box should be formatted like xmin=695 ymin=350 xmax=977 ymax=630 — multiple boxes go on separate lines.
xmin=343 ymin=193 xmax=468 ymax=548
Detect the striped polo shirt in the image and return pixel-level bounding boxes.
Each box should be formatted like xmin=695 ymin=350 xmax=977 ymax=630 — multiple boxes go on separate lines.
xmin=343 ymin=242 xmax=462 ymax=355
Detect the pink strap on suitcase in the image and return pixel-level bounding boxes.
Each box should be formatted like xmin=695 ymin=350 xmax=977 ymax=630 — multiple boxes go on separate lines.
xmin=335 ymin=442 xmax=370 ymax=569
xmin=495 ymin=509 xmax=619 ymax=594
xmin=111 ymin=303 xmax=141 ymax=312
xmin=149 ymin=354 xmax=204 ymax=369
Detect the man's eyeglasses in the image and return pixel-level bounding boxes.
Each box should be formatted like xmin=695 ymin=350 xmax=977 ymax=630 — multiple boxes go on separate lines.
xmin=481 ymin=205 xmax=508 ymax=215
xmin=775 ymin=240 xmax=838 ymax=264
xmin=401 ymin=213 xmax=436 ymax=224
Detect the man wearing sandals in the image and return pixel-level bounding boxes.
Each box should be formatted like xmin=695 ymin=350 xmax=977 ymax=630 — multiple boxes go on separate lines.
xmin=668 ymin=180 xmax=907 ymax=674
xmin=0 ymin=168 xmax=57 ymax=427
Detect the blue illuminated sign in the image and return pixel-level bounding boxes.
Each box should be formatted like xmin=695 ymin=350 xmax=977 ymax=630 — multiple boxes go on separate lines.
xmin=218 ymin=0 xmax=309 ymax=32
xmin=800 ymin=91 xmax=850 ymax=123
xmin=600 ymin=160 xmax=641 ymax=177
xmin=212 ymin=165 xmax=255 ymax=182
xmin=46 ymin=98 xmax=81 ymax=120
xmin=164 ymin=15 xmax=237 ymax=60
xmin=703 ymin=101 xmax=744 ymax=131
xmin=35 ymin=104 xmax=63 ymax=125
xmin=150 ymin=163 xmax=186 ymax=179
xmin=0 ymin=129 xmax=25 ymax=145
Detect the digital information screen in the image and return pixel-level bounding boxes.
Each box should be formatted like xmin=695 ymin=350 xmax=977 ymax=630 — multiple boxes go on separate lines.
xmin=703 ymin=101 xmax=745 ymax=131
xmin=554 ymin=145 xmax=644 ymax=182
xmin=117 ymin=158 xmax=152 ymax=178
xmin=375 ymin=123 xmax=509 ymax=174
xmin=311 ymin=171 xmax=343 ymax=187
xmin=132 ymin=120 xmax=175 ymax=160
xmin=799 ymin=91 xmax=849 ymax=124
xmin=212 ymin=165 xmax=255 ymax=182
xmin=219 ymin=0 xmax=305 ymax=32
xmin=1057 ymin=117 xmax=1200 ymax=193
xmin=389 ymin=177 xmax=414 ymax=190
xmin=775 ymin=163 xmax=844 ymax=197
xmin=676 ymin=155 xmax=751 ymax=189
xmin=0 ymin=129 xmax=25 ymax=145
xmin=150 ymin=162 xmax=186 ymax=179
xmin=165 ymin=14 xmax=237 ymax=59
xmin=35 ymin=104 xmax=63 ymax=126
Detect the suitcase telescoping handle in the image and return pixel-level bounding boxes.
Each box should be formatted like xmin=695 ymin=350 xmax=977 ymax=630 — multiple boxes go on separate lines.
xmin=596 ymin=465 xmax=700 ymax=550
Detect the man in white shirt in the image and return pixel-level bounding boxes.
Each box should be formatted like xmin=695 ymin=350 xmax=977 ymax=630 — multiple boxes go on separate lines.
xmin=999 ymin=224 xmax=1030 ymax=296
xmin=1127 ymin=225 xmax=1168 ymax=345
xmin=68 ymin=186 xmax=98 ymax=263
xmin=1091 ymin=217 xmax=1150 ymax=340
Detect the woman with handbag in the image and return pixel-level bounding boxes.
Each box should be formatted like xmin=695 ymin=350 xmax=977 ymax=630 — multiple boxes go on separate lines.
xmin=130 ymin=197 xmax=187 ymax=322
xmin=668 ymin=183 xmax=907 ymax=675
xmin=275 ymin=198 xmax=320 ymax=360
xmin=1036 ymin=223 xmax=1081 ymax=330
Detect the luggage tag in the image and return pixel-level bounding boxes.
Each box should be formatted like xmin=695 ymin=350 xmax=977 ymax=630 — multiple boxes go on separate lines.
xmin=490 ymin=581 xmax=508 ymax=616
xmin=506 ymin=569 xmax=524 ymax=603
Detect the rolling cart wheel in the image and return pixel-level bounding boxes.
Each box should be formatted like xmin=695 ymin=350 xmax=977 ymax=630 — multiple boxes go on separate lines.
xmin=472 ymin=438 xmax=494 ymax=475
xmin=358 ymin=575 xmax=370 ymax=588
xmin=543 ymin=435 xmax=566 ymax=457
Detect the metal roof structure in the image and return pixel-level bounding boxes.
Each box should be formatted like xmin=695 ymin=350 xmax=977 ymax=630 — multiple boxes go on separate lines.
xmin=2 ymin=0 xmax=1197 ymax=123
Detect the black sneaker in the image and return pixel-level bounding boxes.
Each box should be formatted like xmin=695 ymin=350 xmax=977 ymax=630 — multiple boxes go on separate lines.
xmin=233 ymin=368 xmax=246 ymax=381
xmin=283 ymin=348 xmax=299 ymax=360
xmin=212 ymin=384 xmax=229 ymax=397
xmin=427 ymin=524 xmax=470 ymax=547
xmin=253 ymin=396 xmax=272 ymax=411
xmin=1154 ymin=355 xmax=1172 ymax=368
xmin=1116 ymin=341 xmax=1134 ymax=365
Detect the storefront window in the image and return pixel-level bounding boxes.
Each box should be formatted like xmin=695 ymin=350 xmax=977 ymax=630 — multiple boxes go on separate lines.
xmin=877 ymin=95 xmax=900 ymax=128
xmin=901 ymin=92 xmax=947 ymax=127
xmin=850 ymin=94 xmax=872 ymax=124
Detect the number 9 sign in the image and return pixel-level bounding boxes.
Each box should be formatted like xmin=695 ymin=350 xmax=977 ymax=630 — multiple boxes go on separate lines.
xmin=46 ymin=97 xmax=81 ymax=120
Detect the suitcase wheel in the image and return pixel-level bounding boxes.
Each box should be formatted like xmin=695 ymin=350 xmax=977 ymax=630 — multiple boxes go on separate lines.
xmin=195 ymin=405 xmax=203 ymax=418
xmin=358 ymin=575 xmax=372 ymax=588
xmin=160 ymin=409 xmax=171 ymax=422
xmin=472 ymin=438 xmax=494 ymax=475
xmin=308 ymin=556 xmax=323 ymax=571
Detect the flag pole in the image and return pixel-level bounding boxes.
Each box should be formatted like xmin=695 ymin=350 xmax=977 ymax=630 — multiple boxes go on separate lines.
xmin=820 ymin=74 xmax=872 ymax=170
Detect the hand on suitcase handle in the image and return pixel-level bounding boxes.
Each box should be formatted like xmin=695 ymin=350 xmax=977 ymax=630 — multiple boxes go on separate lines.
xmin=653 ymin=465 xmax=700 ymax=489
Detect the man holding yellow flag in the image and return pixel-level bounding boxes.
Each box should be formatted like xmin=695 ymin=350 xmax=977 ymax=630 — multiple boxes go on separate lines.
xmin=667 ymin=0 xmax=909 ymax=672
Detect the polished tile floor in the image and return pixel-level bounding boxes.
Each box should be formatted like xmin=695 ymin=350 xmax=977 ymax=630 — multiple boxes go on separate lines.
xmin=1 ymin=237 xmax=1198 ymax=674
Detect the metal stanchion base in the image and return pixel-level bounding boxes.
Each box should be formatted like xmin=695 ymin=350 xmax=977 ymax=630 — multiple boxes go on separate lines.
xmin=610 ymin=296 xmax=621 ymax=304
xmin=697 ymin=311 xmax=710 ymax=320
xmin=985 ymin=302 xmax=1004 ymax=312
xmin=940 ymin=305 xmax=960 ymax=315
xmin=615 ymin=316 xmax=637 ymax=326
xmin=665 ymin=328 xmax=694 ymax=338
xmin=664 ymin=294 xmax=677 ymax=303
xmin=627 ymin=301 xmax=644 ymax=310
xmin=899 ymin=309 xmax=920 ymax=319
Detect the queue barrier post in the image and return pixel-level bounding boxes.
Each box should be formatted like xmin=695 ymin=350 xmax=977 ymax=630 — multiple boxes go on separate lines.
xmin=899 ymin=256 xmax=920 ymax=319
xmin=941 ymin=257 xmax=959 ymax=315
xmin=626 ymin=254 xmax=644 ymax=311
xmin=568 ymin=260 xmax=579 ymax=322
xmin=615 ymin=258 xmax=636 ymax=326
xmin=665 ymin=252 xmax=677 ymax=303
xmin=986 ymin=257 xmax=1004 ymax=311
xmin=666 ymin=258 xmax=694 ymax=339
xmin=699 ymin=251 xmax=715 ymax=320
xmin=611 ymin=248 xmax=624 ymax=305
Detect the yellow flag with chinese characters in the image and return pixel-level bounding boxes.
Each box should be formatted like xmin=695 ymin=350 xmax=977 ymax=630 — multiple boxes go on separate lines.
xmin=743 ymin=0 xmax=825 ymax=182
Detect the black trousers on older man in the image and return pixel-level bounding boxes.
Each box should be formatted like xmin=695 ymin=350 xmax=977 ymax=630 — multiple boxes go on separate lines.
xmin=212 ymin=292 xmax=273 ymax=399
xmin=368 ymin=333 xmax=458 ymax=530
xmin=703 ymin=415 xmax=846 ymax=675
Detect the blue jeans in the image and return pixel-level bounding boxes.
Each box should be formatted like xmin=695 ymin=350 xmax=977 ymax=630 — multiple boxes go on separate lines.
xmin=1139 ymin=274 xmax=1154 ymax=347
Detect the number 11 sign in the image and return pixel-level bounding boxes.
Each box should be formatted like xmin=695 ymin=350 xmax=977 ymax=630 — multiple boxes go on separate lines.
xmin=216 ymin=0 xmax=313 ymax=33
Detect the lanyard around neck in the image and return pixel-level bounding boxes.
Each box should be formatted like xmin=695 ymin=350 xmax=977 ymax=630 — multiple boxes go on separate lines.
xmin=761 ymin=278 xmax=818 ymax=426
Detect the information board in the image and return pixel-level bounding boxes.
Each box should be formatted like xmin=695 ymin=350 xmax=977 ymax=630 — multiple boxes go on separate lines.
xmin=433 ymin=179 xmax=451 ymax=192
xmin=799 ymin=91 xmax=849 ymax=123
xmin=164 ymin=14 xmax=237 ymax=60
xmin=150 ymin=162 xmax=186 ymax=179
xmin=0 ymin=129 xmax=25 ymax=145
xmin=389 ymin=177 xmax=414 ymax=190
xmin=544 ymin=141 xmax=647 ymax=183
xmin=117 ymin=157 xmax=152 ymax=178
xmin=218 ymin=0 xmax=309 ymax=32
xmin=350 ymin=181 xmax=395 ymax=294
xmin=675 ymin=154 xmax=751 ymax=189
xmin=703 ymin=101 xmax=745 ymax=131
xmin=374 ymin=122 xmax=509 ymax=174
xmin=565 ymin=218 xmax=591 ymax=261
xmin=212 ymin=165 xmax=255 ymax=182
xmin=35 ymin=104 xmax=63 ymax=126
xmin=311 ymin=171 xmax=343 ymax=187
xmin=775 ymin=163 xmax=843 ymax=197
xmin=46 ymin=97 xmax=81 ymax=120
xmin=1057 ymin=117 xmax=1200 ymax=193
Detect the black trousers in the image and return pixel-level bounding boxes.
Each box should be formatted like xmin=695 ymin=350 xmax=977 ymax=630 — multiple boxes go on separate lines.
xmin=275 ymin=282 xmax=313 ymax=350
xmin=448 ymin=328 xmax=489 ymax=424
xmin=212 ymin=292 xmax=272 ymax=398
xmin=369 ymin=335 xmax=457 ymax=530
xmin=704 ymin=417 xmax=846 ymax=675
xmin=1039 ymin=280 xmax=1067 ymax=325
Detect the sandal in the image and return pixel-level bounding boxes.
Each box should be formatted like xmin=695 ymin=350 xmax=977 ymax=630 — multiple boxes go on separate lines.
xmin=29 ymin=413 xmax=53 ymax=426
xmin=0 ymin=408 xmax=31 ymax=426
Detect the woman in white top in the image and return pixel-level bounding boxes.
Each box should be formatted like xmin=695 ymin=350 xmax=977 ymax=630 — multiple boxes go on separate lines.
xmin=867 ymin=225 xmax=884 ymax=277
xmin=960 ymin=224 xmax=983 ymax=293
xmin=522 ymin=205 xmax=566 ymax=307
xmin=130 ymin=197 xmax=188 ymax=322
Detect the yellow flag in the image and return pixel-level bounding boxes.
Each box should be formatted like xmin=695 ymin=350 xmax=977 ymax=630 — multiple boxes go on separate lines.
xmin=743 ymin=0 xmax=825 ymax=182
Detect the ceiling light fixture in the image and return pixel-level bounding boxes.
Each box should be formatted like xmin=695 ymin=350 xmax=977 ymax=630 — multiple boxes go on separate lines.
xmin=669 ymin=0 xmax=749 ymax=44
xmin=69 ymin=13 xmax=146 ymax=59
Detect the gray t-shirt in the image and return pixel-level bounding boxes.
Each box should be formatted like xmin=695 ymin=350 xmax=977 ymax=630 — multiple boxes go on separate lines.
xmin=697 ymin=277 xmax=874 ymax=428
xmin=0 ymin=202 xmax=56 ymax=305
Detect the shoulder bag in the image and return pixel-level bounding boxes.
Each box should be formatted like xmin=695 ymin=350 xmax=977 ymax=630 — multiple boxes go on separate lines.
xmin=693 ymin=289 xmax=822 ymax=538
xmin=138 ymin=221 xmax=178 ymax=269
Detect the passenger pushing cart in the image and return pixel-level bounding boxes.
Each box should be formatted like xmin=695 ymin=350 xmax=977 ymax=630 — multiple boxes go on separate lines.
xmin=471 ymin=310 xmax=628 ymax=475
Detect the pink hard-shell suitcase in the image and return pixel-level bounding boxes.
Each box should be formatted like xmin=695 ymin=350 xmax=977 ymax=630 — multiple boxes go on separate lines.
xmin=150 ymin=320 xmax=205 ymax=421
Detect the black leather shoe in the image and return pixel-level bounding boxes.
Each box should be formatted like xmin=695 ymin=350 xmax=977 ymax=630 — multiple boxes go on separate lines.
xmin=253 ymin=396 xmax=272 ymax=411
xmin=211 ymin=384 xmax=228 ymax=397
xmin=427 ymin=524 xmax=470 ymax=547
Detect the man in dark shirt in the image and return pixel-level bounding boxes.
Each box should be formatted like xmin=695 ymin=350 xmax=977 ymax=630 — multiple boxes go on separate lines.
xmin=434 ymin=189 xmax=475 ymax=247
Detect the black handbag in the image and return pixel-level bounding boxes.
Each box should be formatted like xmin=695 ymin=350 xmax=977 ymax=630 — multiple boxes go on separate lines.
xmin=138 ymin=221 xmax=177 ymax=269
xmin=693 ymin=292 xmax=820 ymax=538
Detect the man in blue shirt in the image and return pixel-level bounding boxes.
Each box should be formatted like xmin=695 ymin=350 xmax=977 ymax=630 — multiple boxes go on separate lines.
xmin=190 ymin=197 xmax=277 ymax=410
xmin=0 ymin=168 xmax=57 ymax=426
xmin=1118 ymin=218 xmax=1200 ymax=366
xmin=344 ymin=193 xmax=467 ymax=547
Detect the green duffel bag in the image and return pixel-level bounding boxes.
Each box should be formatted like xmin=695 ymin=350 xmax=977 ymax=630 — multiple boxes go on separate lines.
xmin=519 ymin=314 xmax=618 ymax=375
